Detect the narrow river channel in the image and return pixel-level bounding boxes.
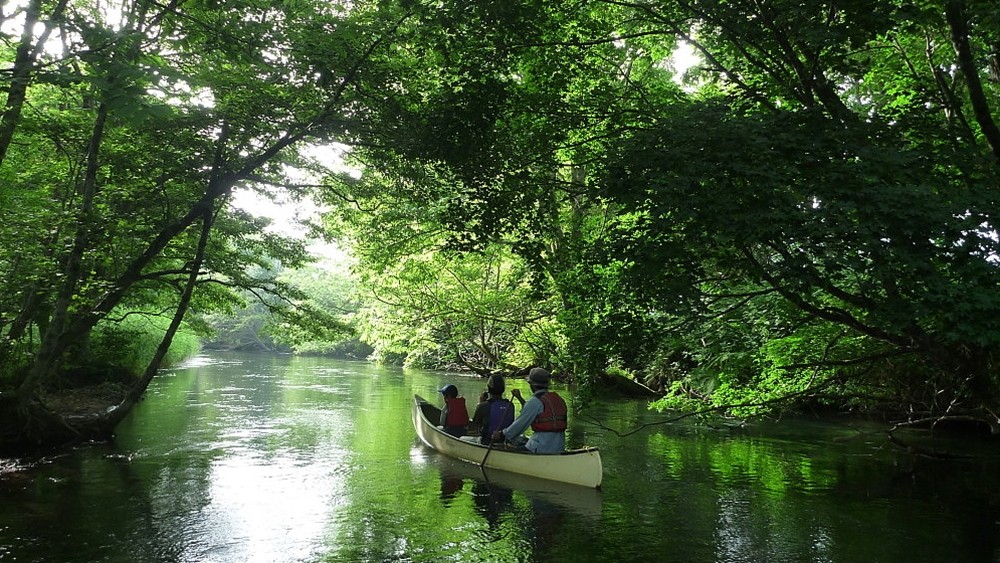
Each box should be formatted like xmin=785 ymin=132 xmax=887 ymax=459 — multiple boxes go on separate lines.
xmin=2 ymin=352 xmax=999 ymax=562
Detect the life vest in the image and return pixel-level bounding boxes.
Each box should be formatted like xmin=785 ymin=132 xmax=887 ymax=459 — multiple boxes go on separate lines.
xmin=444 ymin=396 xmax=469 ymax=427
xmin=531 ymin=391 xmax=567 ymax=432
xmin=485 ymin=399 xmax=514 ymax=436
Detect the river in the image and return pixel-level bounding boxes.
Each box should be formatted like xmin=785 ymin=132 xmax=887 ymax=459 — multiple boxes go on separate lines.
xmin=1 ymin=352 xmax=998 ymax=562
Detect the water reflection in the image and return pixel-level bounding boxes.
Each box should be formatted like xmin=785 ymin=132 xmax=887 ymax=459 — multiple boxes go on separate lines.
xmin=406 ymin=445 xmax=609 ymax=563
xmin=470 ymin=478 xmax=515 ymax=530
xmin=112 ymin=354 xmax=361 ymax=562
xmin=439 ymin=471 xmax=465 ymax=501
xmin=425 ymin=451 xmax=603 ymax=521
xmin=1 ymin=352 xmax=999 ymax=562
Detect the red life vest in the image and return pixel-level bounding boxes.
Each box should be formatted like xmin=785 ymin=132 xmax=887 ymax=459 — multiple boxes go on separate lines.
xmin=444 ymin=396 xmax=469 ymax=427
xmin=531 ymin=391 xmax=567 ymax=432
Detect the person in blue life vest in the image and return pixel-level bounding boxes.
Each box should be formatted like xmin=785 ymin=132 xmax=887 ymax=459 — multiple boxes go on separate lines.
xmin=438 ymin=384 xmax=470 ymax=437
xmin=471 ymin=374 xmax=515 ymax=445
xmin=491 ymin=367 xmax=567 ymax=453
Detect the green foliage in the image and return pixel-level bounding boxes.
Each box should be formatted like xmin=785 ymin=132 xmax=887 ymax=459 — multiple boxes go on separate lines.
xmin=7 ymin=0 xmax=998 ymax=430
xmin=503 ymin=317 xmax=569 ymax=370
xmin=597 ymin=97 xmax=1000 ymax=406
xmin=200 ymin=257 xmax=361 ymax=355
xmin=0 ymin=0 xmax=432 ymax=430
xmin=309 ymin=0 xmax=995 ymax=421
xmin=83 ymin=314 xmax=201 ymax=377
xmin=202 ymin=299 xmax=286 ymax=352
xmin=350 ymin=245 xmax=543 ymax=370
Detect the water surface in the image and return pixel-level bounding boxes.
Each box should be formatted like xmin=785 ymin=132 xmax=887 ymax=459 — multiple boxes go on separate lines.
xmin=1 ymin=352 xmax=998 ymax=562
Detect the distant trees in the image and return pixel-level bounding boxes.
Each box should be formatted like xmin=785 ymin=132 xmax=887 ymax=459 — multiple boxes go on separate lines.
xmin=202 ymin=259 xmax=363 ymax=357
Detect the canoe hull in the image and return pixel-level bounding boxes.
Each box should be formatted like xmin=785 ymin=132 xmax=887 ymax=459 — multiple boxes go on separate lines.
xmin=412 ymin=395 xmax=603 ymax=489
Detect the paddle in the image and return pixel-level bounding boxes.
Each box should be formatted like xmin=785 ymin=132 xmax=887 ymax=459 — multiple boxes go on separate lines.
xmin=480 ymin=436 xmax=498 ymax=468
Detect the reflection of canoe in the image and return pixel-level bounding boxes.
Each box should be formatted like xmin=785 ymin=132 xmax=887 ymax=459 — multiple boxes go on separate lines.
xmin=429 ymin=451 xmax=604 ymax=518
xmin=412 ymin=395 xmax=603 ymax=489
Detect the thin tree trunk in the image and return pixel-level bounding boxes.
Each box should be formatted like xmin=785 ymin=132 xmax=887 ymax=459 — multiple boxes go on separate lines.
xmin=103 ymin=201 xmax=217 ymax=428
xmin=0 ymin=0 xmax=68 ymax=165
xmin=97 ymin=118 xmax=234 ymax=428
xmin=946 ymin=0 xmax=1000 ymax=163
xmin=15 ymin=100 xmax=109 ymax=398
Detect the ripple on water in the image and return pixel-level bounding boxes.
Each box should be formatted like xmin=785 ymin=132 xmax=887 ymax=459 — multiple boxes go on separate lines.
xmin=171 ymin=354 xmax=247 ymax=369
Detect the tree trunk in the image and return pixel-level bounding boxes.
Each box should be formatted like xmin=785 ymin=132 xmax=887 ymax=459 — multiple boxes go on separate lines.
xmin=16 ymin=100 xmax=109 ymax=398
xmin=946 ymin=0 xmax=1000 ymax=163
xmin=0 ymin=0 xmax=68 ymax=165
xmin=103 ymin=200 xmax=217 ymax=429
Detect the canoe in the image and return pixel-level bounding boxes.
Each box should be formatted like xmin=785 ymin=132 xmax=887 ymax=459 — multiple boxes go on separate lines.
xmin=411 ymin=394 xmax=603 ymax=489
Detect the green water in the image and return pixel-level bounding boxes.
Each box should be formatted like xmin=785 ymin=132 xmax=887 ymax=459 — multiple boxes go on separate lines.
xmin=1 ymin=352 xmax=998 ymax=562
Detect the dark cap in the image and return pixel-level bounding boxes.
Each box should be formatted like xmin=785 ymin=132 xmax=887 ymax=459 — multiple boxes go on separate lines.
xmin=486 ymin=374 xmax=505 ymax=394
xmin=438 ymin=384 xmax=458 ymax=397
xmin=527 ymin=367 xmax=551 ymax=387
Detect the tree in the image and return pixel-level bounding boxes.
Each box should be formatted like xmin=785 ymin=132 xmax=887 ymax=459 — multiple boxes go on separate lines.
xmin=591 ymin=0 xmax=1000 ymax=420
xmin=319 ymin=0 xmax=675 ymax=375
xmin=0 ymin=0 xmax=411 ymax=449
xmin=321 ymin=0 xmax=1000 ymax=424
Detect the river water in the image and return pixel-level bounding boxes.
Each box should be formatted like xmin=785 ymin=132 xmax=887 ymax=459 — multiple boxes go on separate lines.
xmin=1 ymin=352 xmax=999 ymax=562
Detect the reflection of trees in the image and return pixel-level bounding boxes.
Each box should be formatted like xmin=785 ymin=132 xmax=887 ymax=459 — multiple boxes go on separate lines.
xmin=6 ymin=355 xmax=1000 ymax=562
xmin=119 ymin=355 xmax=356 ymax=561
xmin=713 ymin=488 xmax=838 ymax=561
xmin=645 ymin=432 xmax=841 ymax=492
xmin=644 ymin=431 xmax=845 ymax=559
xmin=444 ymin=470 xmax=574 ymax=563
xmin=636 ymin=427 xmax=1000 ymax=562
xmin=431 ymin=458 xmax=608 ymax=562
xmin=325 ymin=367 xmax=457 ymax=561
xmin=0 ymin=443 xmax=210 ymax=561
xmin=523 ymin=495 xmax=569 ymax=561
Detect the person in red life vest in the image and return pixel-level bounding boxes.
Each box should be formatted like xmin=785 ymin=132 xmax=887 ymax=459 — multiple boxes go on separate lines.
xmin=491 ymin=367 xmax=567 ymax=453
xmin=471 ymin=374 xmax=515 ymax=445
xmin=438 ymin=384 xmax=470 ymax=437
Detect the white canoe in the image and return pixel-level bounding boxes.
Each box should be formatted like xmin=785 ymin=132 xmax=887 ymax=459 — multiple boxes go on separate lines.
xmin=411 ymin=394 xmax=603 ymax=489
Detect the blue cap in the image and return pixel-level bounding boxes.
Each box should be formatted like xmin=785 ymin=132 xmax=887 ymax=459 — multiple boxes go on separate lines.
xmin=438 ymin=384 xmax=458 ymax=396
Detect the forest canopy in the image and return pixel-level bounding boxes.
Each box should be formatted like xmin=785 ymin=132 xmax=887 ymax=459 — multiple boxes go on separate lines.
xmin=318 ymin=0 xmax=1000 ymax=426
xmin=1 ymin=0 xmax=999 ymax=449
